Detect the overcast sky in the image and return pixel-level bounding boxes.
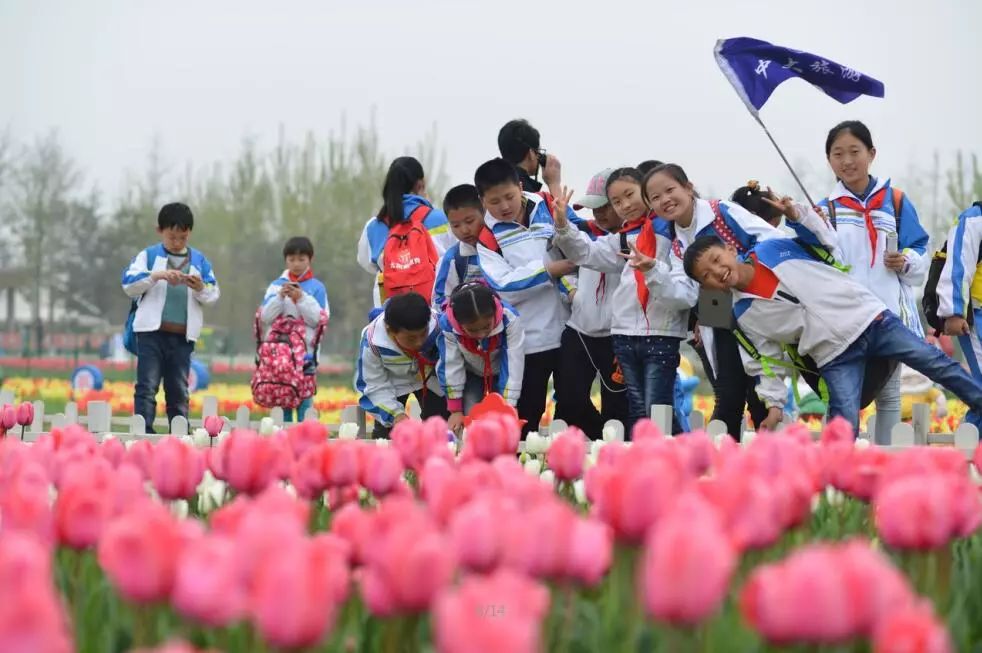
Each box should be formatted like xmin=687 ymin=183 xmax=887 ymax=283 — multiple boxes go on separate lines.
xmin=3 ymin=0 xmax=980 ymax=208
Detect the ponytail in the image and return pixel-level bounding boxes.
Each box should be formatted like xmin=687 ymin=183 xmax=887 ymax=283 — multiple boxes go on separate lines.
xmin=379 ymin=156 xmax=425 ymax=225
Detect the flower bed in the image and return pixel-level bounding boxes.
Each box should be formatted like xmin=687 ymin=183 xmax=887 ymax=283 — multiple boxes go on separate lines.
xmin=0 ymin=413 xmax=980 ymax=652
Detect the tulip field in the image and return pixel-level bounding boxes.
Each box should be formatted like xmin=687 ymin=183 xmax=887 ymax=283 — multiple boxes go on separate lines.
xmin=1 ymin=405 xmax=982 ymax=653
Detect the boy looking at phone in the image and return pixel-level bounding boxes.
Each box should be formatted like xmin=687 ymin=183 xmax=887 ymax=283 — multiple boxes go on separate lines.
xmin=122 ymin=202 xmax=220 ymax=433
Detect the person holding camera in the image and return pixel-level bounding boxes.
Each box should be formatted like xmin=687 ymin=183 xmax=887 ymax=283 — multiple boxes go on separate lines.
xmin=497 ymin=119 xmax=562 ymax=194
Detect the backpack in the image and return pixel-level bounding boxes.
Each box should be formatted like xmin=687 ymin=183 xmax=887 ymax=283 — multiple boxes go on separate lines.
xmin=922 ymin=201 xmax=982 ymax=336
xmin=123 ymin=247 xmax=160 ymax=355
xmin=250 ymin=309 xmax=328 ymax=409
xmin=380 ymin=205 xmax=439 ymax=302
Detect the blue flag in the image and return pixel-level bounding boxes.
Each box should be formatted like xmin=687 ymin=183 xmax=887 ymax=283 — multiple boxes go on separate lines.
xmin=714 ymin=37 xmax=885 ymax=116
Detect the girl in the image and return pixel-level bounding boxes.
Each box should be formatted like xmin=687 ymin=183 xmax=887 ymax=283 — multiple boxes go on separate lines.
xmin=818 ymin=120 xmax=930 ymax=444
xmin=551 ymin=168 xmax=688 ymax=437
xmin=437 ymin=282 xmax=526 ymax=435
xmin=641 ymin=163 xmax=836 ymax=437
xmin=357 ymin=156 xmax=456 ymax=308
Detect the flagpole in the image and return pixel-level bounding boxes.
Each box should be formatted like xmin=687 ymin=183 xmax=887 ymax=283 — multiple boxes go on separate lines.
xmin=751 ymin=113 xmax=818 ymax=208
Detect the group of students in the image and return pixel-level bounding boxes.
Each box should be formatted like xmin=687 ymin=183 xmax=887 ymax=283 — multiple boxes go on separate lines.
xmin=353 ymin=118 xmax=982 ymax=440
xmin=121 ymin=117 xmax=982 ymax=440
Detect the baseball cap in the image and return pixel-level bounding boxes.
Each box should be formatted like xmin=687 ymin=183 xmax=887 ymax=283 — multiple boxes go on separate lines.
xmin=574 ymin=168 xmax=614 ymax=209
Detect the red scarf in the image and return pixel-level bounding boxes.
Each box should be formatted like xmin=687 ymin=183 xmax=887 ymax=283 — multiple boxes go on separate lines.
xmin=288 ymin=268 xmax=314 ymax=283
xmin=405 ymin=349 xmax=436 ymax=399
xmin=835 ymin=188 xmax=888 ymax=267
xmin=586 ymin=222 xmax=610 ymax=303
xmin=620 ymin=213 xmax=658 ymax=314
xmin=458 ymin=334 xmax=501 ymax=396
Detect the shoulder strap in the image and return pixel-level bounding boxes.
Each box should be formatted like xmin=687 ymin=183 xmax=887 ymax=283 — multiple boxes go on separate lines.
xmin=619 ymin=231 xmax=630 ymax=255
xmin=408 ymin=204 xmax=432 ymax=226
xmin=309 ymin=311 xmax=329 ymax=364
xmin=731 ymin=324 xmax=829 ymax=404
xmin=366 ymin=321 xmax=381 ymax=359
xmin=453 ymin=250 xmax=468 ymax=283
xmin=826 ymin=199 xmax=837 ymax=229
xmin=709 ymin=199 xmax=746 ymax=254
xmin=476 ymin=226 xmax=502 ymax=255
xmin=892 ymin=187 xmax=904 ymax=232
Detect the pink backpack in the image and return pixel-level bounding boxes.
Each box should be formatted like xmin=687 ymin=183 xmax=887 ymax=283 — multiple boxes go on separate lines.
xmin=250 ymin=310 xmax=328 ymax=409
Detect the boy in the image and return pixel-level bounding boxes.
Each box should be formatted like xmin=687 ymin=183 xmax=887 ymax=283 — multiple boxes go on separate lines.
xmin=122 ymin=202 xmax=219 ymax=433
xmin=938 ymin=201 xmax=982 ymax=426
xmin=682 ymin=235 xmax=982 ymax=434
xmin=260 ymin=236 xmax=330 ymax=421
xmin=432 ymin=184 xmax=491 ymax=308
xmin=497 ymin=118 xmax=561 ymax=194
xmin=473 ymin=157 xmax=577 ymax=435
xmin=355 ymin=292 xmax=448 ymax=438
xmin=553 ymin=168 xmax=629 ymax=436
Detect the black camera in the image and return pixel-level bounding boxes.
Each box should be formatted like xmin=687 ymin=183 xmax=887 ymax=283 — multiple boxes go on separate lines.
xmin=536 ymin=149 xmax=548 ymax=169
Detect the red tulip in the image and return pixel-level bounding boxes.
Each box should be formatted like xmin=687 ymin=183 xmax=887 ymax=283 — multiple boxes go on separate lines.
xmin=322 ymin=440 xmax=359 ymax=488
xmin=359 ymin=445 xmax=404 ymax=497
xmin=546 ymin=428 xmax=587 ymax=481
xmin=150 ymin=437 xmax=205 ymax=501
xmin=172 ymin=534 xmax=248 ymax=627
xmin=214 ymin=430 xmax=289 ymax=495
xmin=202 ymin=415 xmax=225 ymax=438
xmin=434 ymin=569 xmax=550 ymax=653
xmin=642 ymin=495 xmax=736 ymax=625
xmin=873 ymin=601 xmax=953 ymax=653
xmin=15 ymin=402 xmax=34 ymax=428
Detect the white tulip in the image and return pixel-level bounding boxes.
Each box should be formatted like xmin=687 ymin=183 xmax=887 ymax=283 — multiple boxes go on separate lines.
xmin=854 ymin=437 xmax=871 ymax=449
xmin=525 ymin=431 xmax=548 ymax=455
xmin=573 ymin=479 xmax=586 ymax=504
xmin=602 ymin=425 xmax=623 ymax=443
xmin=584 ymin=453 xmax=598 ymax=470
xmin=259 ymin=417 xmax=277 ymax=437
xmin=170 ymin=499 xmax=189 ymax=520
xmin=338 ymin=423 xmax=359 ymax=440
xmin=179 ymin=435 xmax=194 ymax=447
xmin=590 ymin=441 xmax=605 ymax=457
xmin=524 ymin=459 xmax=543 ymax=476
xmin=540 ymin=469 xmax=556 ymax=486
xmin=191 ymin=428 xmax=211 ymax=448
xmin=197 ymin=471 xmax=227 ymax=513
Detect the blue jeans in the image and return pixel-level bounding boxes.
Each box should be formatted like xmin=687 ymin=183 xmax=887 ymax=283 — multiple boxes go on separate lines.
xmin=611 ymin=335 xmax=682 ymax=437
xmin=284 ymin=398 xmax=313 ymax=423
xmin=134 ymin=331 xmax=194 ymax=434
xmin=822 ymin=312 xmax=982 ymax=436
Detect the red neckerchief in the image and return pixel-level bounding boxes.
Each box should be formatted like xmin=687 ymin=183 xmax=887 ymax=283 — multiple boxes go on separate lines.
xmin=585 ymin=222 xmax=610 ymax=303
xmin=288 ymin=269 xmax=314 ymax=283
xmin=835 ymin=187 xmax=888 ymax=267
xmin=743 ymin=254 xmax=780 ymax=299
xmin=620 ymin=213 xmax=657 ymax=318
xmin=458 ymin=334 xmax=501 ymax=396
xmin=404 ymin=348 xmax=436 ymax=399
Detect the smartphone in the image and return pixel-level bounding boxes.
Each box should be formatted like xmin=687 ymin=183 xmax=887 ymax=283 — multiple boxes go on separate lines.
xmin=885 ymin=233 xmax=899 ymax=254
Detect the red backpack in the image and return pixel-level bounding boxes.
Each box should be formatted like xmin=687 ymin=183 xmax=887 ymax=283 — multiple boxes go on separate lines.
xmin=381 ymin=205 xmax=439 ymax=302
xmin=251 ymin=310 xmax=328 ymax=409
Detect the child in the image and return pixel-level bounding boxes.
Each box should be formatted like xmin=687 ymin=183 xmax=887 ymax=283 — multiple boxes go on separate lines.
xmin=497 ymin=118 xmax=561 ymax=194
xmin=817 ymin=120 xmax=930 ymax=444
xmin=122 ymin=202 xmax=220 ymax=434
xmin=432 ymin=184 xmax=493 ymax=308
xmin=259 ymin=236 xmax=329 ymax=422
xmin=355 ymin=292 xmax=448 ymax=439
xmin=551 ymin=168 xmax=688 ymax=437
xmin=730 ymin=180 xmax=787 ymax=229
xmin=641 ymin=163 xmax=835 ymax=439
xmin=473 ymin=158 xmax=576 ymax=435
xmin=553 ymin=167 xmax=629 ymax=437
xmin=437 ymin=283 xmax=525 ymax=436
xmin=356 ymin=156 xmax=455 ymax=308
xmin=682 ymin=235 xmax=982 ymax=435
xmin=937 ymin=201 xmax=982 ymax=427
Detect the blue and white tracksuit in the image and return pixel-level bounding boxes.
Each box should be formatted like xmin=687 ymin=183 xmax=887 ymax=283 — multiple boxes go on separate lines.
xmin=432 ymin=241 xmax=484 ymax=309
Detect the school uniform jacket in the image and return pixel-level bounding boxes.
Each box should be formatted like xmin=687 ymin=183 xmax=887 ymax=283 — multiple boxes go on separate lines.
xmin=436 ymin=301 xmax=525 ymax=412
xmin=432 ymin=241 xmax=484 ymax=309
xmin=476 ymin=192 xmax=575 ymax=353
xmin=354 ymin=312 xmax=444 ymax=427
xmin=731 ymin=238 xmax=887 ymax=409
xmin=654 ymin=199 xmax=838 ymax=374
xmin=260 ymin=272 xmax=330 ymax=352
xmin=566 ymin=220 xmax=621 ymax=338
xmin=817 ymin=178 xmax=929 ymax=337
xmin=937 ymin=203 xmax=982 ymax=320
xmin=553 ymin=215 xmax=686 ymax=338
xmin=356 ymin=194 xmax=457 ymax=307
xmin=121 ymin=244 xmax=220 ymax=342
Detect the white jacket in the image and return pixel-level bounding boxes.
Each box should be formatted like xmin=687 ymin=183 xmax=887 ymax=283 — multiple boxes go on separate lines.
xmin=553 ymin=217 xmax=687 ymax=337
xmin=937 ymin=203 xmax=982 ymax=319
xmin=354 ymin=312 xmax=443 ymax=427
xmin=477 ymin=192 xmax=573 ymax=353
xmin=436 ymin=300 xmax=525 ymax=412
xmin=731 ymin=238 xmax=886 ymax=409
xmin=432 ymin=241 xmax=484 ymax=309
xmin=121 ymin=244 xmax=219 ymax=342
xmin=818 ymin=178 xmax=929 ymax=336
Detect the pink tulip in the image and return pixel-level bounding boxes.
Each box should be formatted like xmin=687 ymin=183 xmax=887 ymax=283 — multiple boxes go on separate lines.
xmin=588 ymin=455 xmax=683 ymax=544
xmin=877 ymin=447 xmax=968 ymax=492
xmin=0 ymin=534 xmax=73 ymax=653
xmin=123 ymin=439 xmax=154 ymax=479
xmin=974 ymin=442 xmax=982 ymax=476
xmin=150 ymin=437 xmax=205 ymax=501
xmin=642 ymin=497 xmax=736 ymax=625
xmin=129 ymin=641 xmax=211 ymax=653
xmin=214 ymin=429 xmax=289 ymax=495
xmin=359 ymin=445 xmax=404 ymax=497
xmin=873 ymin=601 xmax=953 ymax=653
xmin=0 ymin=404 xmax=16 ymax=434
xmin=565 ymin=516 xmax=612 ymax=587
xmin=463 ymin=413 xmax=521 ymax=462
xmin=434 ymin=569 xmax=550 ymax=653
xmin=330 ymin=503 xmax=372 ymax=565
xmin=699 ymin=471 xmax=782 ymax=552
xmin=391 ymin=416 xmax=454 ymax=472
xmin=15 ymin=402 xmax=34 ymax=428
xmin=100 ymin=437 xmax=126 ymax=467
xmin=55 ymin=473 xmax=111 ymax=549
xmin=172 ymin=534 xmax=248 ymax=627
xmin=202 ymin=415 xmax=225 ymax=438
xmin=0 ymin=461 xmax=55 ymax=544
xmin=740 ymin=541 xmax=916 ymax=645
xmin=449 ymin=496 xmax=514 ymax=573
xmin=875 ymin=472 xmax=982 ymax=550
xmin=631 ymin=419 xmax=664 ymax=441
xmin=290 ymin=444 xmax=329 ymax=500
xmin=97 ymin=503 xmax=190 ymax=603
xmin=820 ymin=415 xmax=854 ymax=443
xmin=546 ymin=428 xmax=587 ymax=481
xmin=286 ymin=420 xmax=327 ymax=458
xmin=250 ymin=535 xmax=349 ymax=649
xmin=322 ymin=440 xmax=360 ymax=487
